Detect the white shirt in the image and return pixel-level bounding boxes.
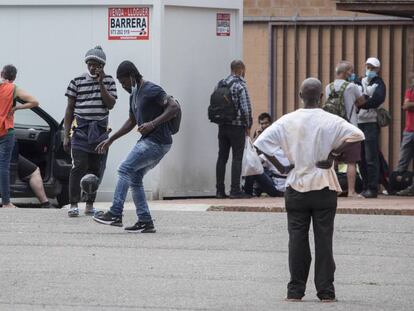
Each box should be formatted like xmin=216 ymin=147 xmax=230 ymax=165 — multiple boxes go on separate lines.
xmin=325 ymin=79 xmax=362 ymax=126
xmin=254 ymin=108 xmax=365 ymax=193
xmin=260 ymin=147 xmax=289 ymax=192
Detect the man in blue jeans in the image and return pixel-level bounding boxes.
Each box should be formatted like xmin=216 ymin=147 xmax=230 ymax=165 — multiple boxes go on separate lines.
xmin=93 ymin=61 xmax=179 ymax=233
xmin=0 ymin=64 xmax=39 ymax=208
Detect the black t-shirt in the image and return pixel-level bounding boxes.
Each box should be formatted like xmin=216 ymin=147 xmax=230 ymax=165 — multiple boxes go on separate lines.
xmin=129 ymin=81 xmax=172 ymax=145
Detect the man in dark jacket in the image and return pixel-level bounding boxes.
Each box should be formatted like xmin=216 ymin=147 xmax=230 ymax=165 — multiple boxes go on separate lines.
xmin=356 ymin=57 xmax=386 ymax=198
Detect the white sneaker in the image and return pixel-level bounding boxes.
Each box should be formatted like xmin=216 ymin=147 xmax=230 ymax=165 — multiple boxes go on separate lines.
xmin=68 ymin=207 xmax=79 ymax=217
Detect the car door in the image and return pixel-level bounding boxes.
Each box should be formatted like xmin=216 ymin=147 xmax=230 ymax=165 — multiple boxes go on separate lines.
xmin=11 ymin=107 xmax=72 ymax=206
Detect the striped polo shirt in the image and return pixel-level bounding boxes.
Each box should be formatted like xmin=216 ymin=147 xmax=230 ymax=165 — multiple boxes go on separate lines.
xmin=65 ymin=73 xmax=117 ymax=120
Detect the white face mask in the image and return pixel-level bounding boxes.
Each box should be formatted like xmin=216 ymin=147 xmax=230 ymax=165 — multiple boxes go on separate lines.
xmin=130 ymin=75 xmax=138 ymax=93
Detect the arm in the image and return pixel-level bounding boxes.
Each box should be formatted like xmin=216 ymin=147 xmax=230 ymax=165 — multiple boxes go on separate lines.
xmin=96 ymin=112 xmax=137 ymax=153
xmin=137 ymin=96 xmax=179 ymax=136
xmin=13 ymin=88 xmax=39 ymax=111
xmin=402 ymin=98 xmax=414 ymax=111
xmin=255 ymin=147 xmax=294 ymax=175
xmin=359 ymin=80 xmax=386 ymax=109
xmin=355 ymin=94 xmax=366 ymax=108
xmin=316 ymin=141 xmax=360 ymax=169
xmin=239 ymin=87 xmax=253 ymax=134
xmin=97 ymin=69 xmax=116 ymax=110
xmin=63 ymin=97 xmax=75 ymax=153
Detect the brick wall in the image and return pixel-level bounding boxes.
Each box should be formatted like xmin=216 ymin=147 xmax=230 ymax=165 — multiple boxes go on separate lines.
xmin=243 ymin=24 xmax=269 ymax=128
xmin=244 ymin=0 xmax=371 ymax=17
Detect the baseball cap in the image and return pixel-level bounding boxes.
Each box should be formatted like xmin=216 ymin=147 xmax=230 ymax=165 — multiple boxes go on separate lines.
xmin=366 ymin=57 xmax=380 ymax=68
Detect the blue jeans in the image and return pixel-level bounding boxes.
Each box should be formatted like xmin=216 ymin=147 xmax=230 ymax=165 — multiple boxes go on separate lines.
xmin=110 ymin=139 xmax=171 ymax=221
xmin=0 ymin=133 xmax=15 ymax=205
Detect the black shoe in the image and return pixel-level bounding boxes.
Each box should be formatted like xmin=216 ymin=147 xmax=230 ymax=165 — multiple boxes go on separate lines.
xmin=216 ymin=192 xmax=228 ymax=199
xmin=361 ymin=189 xmax=377 ymax=198
xmin=40 ymin=201 xmax=54 ymax=209
xmin=93 ymin=210 xmax=123 ymax=227
xmin=125 ymin=220 xmax=156 ymax=233
xmin=229 ymin=191 xmax=252 ymax=199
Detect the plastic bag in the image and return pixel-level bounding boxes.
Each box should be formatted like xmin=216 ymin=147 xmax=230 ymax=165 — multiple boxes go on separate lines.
xmin=242 ymin=137 xmax=264 ymax=176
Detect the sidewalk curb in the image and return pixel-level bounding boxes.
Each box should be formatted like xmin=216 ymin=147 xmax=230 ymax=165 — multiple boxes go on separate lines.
xmin=207 ymin=205 xmax=414 ymax=216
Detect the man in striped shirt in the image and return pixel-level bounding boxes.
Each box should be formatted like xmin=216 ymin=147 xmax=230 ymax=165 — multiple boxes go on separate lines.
xmin=64 ymin=46 xmax=117 ymax=217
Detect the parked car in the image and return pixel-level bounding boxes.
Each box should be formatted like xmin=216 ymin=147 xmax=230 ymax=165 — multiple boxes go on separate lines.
xmin=4 ymin=107 xmax=72 ymax=207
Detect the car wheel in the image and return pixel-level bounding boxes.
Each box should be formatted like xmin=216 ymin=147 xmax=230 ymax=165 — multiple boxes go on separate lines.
xmin=56 ymin=183 xmax=69 ymax=208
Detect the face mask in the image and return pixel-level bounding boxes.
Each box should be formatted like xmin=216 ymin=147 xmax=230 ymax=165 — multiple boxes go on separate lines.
xmin=130 ymin=76 xmax=137 ymax=92
xmin=366 ymin=70 xmax=377 ymax=79
xmin=347 ymin=73 xmax=356 ymax=82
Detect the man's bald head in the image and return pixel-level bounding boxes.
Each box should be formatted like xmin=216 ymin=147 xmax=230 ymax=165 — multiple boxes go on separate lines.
xmin=299 ymin=78 xmax=323 ymax=108
xmin=230 ymin=60 xmax=246 ymax=77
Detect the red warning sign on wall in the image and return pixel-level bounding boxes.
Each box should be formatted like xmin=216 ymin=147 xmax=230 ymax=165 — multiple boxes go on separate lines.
xmin=108 ymin=7 xmax=150 ymax=40
xmin=216 ymin=13 xmax=230 ymax=36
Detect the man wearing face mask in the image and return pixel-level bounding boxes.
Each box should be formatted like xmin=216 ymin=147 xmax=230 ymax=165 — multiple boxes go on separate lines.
xmin=356 ymin=57 xmax=386 ymax=198
xmin=92 ymin=61 xmax=179 ymax=233
xmin=325 ymin=61 xmax=366 ymax=197
xmin=64 ymin=46 xmax=117 ymax=217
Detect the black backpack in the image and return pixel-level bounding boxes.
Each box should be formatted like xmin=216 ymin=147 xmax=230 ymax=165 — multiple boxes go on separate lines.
xmin=166 ymin=95 xmax=181 ymax=135
xmin=208 ymin=80 xmax=237 ymax=124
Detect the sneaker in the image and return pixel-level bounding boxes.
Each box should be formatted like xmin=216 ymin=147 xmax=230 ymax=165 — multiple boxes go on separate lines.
xmin=40 ymin=201 xmax=54 ymax=209
xmin=360 ymin=189 xmax=377 ymax=198
xmin=229 ymin=191 xmax=252 ymax=199
xmin=396 ymin=185 xmax=414 ymax=196
xmin=84 ymin=205 xmax=96 ymax=216
xmin=93 ymin=210 xmax=123 ymax=227
xmin=125 ymin=220 xmax=156 ymax=233
xmin=68 ymin=207 xmax=79 ymax=217
xmin=216 ymin=192 xmax=228 ymax=199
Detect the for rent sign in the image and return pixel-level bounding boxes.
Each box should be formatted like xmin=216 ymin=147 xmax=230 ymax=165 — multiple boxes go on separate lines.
xmin=108 ymin=7 xmax=149 ymax=40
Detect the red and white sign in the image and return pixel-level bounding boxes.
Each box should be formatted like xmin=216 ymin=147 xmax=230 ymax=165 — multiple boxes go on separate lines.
xmin=108 ymin=7 xmax=149 ymax=40
xmin=216 ymin=13 xmax=230 ymax=36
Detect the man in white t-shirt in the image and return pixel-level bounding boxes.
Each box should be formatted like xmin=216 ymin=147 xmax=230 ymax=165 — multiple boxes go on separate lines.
xmin=254 ymin=78 xmax=364 ymax=302
xmin=325 ymin=61 xmax=365 ymax=197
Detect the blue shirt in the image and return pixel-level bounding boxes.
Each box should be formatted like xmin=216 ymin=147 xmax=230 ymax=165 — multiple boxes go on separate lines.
xmin=129 ymin=81 xmax=172 ymax=145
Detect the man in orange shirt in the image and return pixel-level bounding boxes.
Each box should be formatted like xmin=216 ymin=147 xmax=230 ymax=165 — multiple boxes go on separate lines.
xmin=0 ymin=65 xmax=39 ymax=208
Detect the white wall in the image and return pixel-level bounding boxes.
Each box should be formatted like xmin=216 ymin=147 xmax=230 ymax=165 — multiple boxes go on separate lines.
xmin=159 ymin=6 xmax=242 ymax=197
xmin=0 ymin=0 xmax=243 ymax=200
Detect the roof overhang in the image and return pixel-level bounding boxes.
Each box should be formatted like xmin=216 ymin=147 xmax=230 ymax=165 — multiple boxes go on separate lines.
xmin=336 ymin=1 xmax=414 ymax=19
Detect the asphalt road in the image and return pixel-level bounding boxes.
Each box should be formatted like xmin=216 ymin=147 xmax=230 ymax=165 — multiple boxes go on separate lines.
xmin=0 ymin=207 xmax=413 ymax=310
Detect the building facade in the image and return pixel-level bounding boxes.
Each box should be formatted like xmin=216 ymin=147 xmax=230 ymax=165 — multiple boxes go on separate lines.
xmin=244 ymin=0 xmax=414 ymax=170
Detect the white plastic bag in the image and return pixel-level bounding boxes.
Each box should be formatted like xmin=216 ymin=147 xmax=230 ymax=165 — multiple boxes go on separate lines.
xmin=242 ymin=137 xmax=264 ymax=176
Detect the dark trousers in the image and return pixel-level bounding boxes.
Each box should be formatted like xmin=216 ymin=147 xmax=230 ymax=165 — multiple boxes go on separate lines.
xmin=244 ymin=170 xmax=284 ymax=197
xmin=358 ymin=122 xmax=380 ymax=192
xmin=285 ymin=187 xmax=337 ymax=300
xmin=69 ymin=149 xmax=106 ymax=204
xmin=216 ymin=124 xmax=245 ymax=194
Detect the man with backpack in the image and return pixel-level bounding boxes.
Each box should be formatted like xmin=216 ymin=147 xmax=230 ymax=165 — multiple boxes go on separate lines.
xmin=93 ymin=61 xmax=180 ymax=233
xmin=324 ymin=61 xmax=365 ymax=197
xmin=209 ymin=60 xmax=253 ymax=199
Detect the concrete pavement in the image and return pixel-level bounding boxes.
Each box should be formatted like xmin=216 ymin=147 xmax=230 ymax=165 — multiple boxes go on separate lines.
xmin=0 ymin=207 xmax=413 ymax=310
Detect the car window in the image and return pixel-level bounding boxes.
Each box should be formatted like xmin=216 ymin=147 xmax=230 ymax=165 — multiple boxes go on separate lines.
xmin=14 ymin=109 xmax=50 ymax=129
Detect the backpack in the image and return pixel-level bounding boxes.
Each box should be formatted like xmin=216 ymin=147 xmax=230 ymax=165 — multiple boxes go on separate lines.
xmin=208 ymin=79 xmax=237 ymax=124
xmin=323 ymin=81 xmax=350 ymax=120
xmin=166 ymin=95 xmax=181 ymax=135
